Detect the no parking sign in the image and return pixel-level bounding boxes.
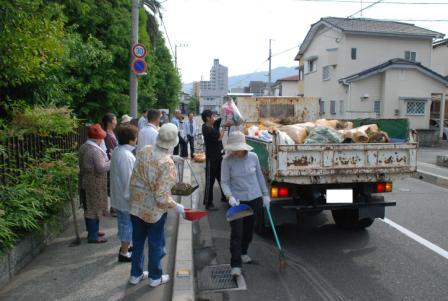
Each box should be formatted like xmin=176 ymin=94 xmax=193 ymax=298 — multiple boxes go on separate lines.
xmin=132 ymin=59 xmax=147 ymax=75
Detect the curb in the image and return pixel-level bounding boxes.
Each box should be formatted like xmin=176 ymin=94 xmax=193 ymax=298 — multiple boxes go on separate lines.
xmin=415 ymin=170 xmax=448 ymax=189
xmin=172 ymin=161 xmax=195 ymax=301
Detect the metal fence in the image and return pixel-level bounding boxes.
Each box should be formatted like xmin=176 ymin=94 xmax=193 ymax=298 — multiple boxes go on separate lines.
xmin=0 ymin=127 xmax=88 ymax=185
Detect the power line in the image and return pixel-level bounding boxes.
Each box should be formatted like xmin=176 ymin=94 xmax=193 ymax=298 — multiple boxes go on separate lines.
xmin=295 ymin=0 xmax=448 ymax=4
xmin=379 ymin=19 xmax=448 ymax=22
xmin=271 ymin=45 xmax=300 ymax=58
xmin=157 ymin=8 xmax=175 ymax=59
xmin=347 ymin=0 xmax=384 ymax=18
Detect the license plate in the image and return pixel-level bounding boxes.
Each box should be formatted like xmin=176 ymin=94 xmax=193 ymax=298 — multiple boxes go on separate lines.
xmin=326 ymin=189 xmax=353 ymax=204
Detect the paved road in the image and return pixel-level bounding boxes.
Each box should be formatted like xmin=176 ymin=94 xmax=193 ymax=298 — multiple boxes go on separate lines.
xmin=193 ymin=162 xmax=448 ymax=301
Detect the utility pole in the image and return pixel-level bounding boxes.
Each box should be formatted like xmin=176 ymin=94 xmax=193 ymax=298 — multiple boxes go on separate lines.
xmin=268 ymin=39 xmax=272 ymax=96
xmin=129 ymin=0 xmax=139 ymax=118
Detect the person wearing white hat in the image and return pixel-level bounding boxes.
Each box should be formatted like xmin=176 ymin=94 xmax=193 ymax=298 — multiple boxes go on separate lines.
xmin=120 ymin=114 xmax=133 ymax=125
xmin=221 ymin=131 xmax=271 ymax=277
xmin=128 ymin=123 xmax=185 ymax=287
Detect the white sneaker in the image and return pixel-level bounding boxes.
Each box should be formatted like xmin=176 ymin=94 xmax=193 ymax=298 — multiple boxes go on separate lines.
xmin=230 ymin=267 xmax=242 ymax=277
xmin=241 ymin=254 xmax=252 ymax=264
xmin=129 ymin=271 xmax=149 ymax=285
xmin=149 ymin=274 xmax=170 ymax=287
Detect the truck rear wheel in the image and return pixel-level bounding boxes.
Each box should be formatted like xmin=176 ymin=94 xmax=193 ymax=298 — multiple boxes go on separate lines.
xmin=331 ymin=209 xmax=374 ymax=229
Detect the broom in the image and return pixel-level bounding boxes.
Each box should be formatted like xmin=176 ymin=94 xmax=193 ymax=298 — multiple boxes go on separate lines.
xmin=265 ymin=207 xmax=287 ymax=271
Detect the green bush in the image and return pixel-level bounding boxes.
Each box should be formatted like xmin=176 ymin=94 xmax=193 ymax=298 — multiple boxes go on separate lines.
xmin=1 ymin=106 xmax=79 ymax=138
xmin=0 ymin=152 xmax=78 ymax=254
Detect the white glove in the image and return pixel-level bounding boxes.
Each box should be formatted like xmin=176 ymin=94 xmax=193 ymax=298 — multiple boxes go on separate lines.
xmin=228 ymin=196 xmax=239 ymax=207
xmin=262 ymin=196 xmax=271 ymax=208
xmin=175 ymin=203 xmax=185 ymax=215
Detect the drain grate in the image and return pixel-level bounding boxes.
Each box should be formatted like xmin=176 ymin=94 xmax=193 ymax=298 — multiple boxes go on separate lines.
xmin=198 ymin=264 xmax=246 ymax=292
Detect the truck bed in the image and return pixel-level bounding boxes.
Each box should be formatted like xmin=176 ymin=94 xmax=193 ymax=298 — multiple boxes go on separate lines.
xmin=246 ymin=137 xmax=417 ymax=185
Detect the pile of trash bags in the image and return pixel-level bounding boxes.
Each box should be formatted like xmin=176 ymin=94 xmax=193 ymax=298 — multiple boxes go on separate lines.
xmin=244 ymin=118 xmax=390 ymax=145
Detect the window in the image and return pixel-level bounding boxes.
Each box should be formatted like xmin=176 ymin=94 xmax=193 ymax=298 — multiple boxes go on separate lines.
xmin=339 ymin=100 xmax=344 ymax=114
xmin=306 ymin=58 xmax=317 ymax=73
xmin=322 ymin=66 xmax=331 ymax=81
xmin=298 ymin=68 xmax=304 ymax=81
xmin=406 ymin=100 xmax=425 ymax=115
xmin=405 ymin=51 xmax=416 ymax=62
xmin=319 ymin=99 xmax=325 ymax=115
xmin=351 ymin=48 xmax=357 ymax=60
xmin=374 ymin=100 xmax=381 ymax=115
xmin=330 ymin=100 xmax=336 ymax=115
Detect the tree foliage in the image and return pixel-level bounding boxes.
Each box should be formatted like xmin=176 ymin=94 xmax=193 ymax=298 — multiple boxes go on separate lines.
xmin=0 ymin=0 xmax=180 ymax=122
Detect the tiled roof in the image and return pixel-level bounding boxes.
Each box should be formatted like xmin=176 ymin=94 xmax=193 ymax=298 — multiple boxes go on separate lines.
xmin=339 ymin=58 xmax=448 ymax=86
xmin=323 ymin=17 xmax=443 ymax=38
xmin=296 ymin=17 xmax=444 ymax=60
xmin=433 ymin=38 xmax=448 ymax=48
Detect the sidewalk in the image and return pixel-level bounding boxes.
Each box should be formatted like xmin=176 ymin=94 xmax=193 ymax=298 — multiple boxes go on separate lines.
xmin=416 ymin=145 xmax=448 ymax=188
xmin=0 ymin=211 xmax=178 ymax=301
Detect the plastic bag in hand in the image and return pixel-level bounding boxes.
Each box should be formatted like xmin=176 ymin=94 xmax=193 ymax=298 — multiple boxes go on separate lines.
xmin=221 ymin=99 xmax=244 ymax=126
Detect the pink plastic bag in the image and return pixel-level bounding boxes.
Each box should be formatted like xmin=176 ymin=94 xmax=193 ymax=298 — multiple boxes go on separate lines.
xmin=221 ymin=99 xmax=244 ymax=126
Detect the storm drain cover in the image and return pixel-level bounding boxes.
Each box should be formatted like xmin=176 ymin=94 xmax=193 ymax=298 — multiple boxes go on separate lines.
xmin=198 ymin=264 xmax=247 ymax=292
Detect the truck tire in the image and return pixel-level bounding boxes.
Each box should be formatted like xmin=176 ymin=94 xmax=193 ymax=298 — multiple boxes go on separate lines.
xmin=331 ymin=209 xmax=374 ymax=229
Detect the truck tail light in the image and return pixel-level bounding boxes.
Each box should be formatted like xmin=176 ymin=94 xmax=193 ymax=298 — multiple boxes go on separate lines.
xmin=271 ymin=186 xmax=289 ymax=198
xmin=279 ymin=187 xmax=289 ymax=198
xmin=376 ymin=182 xmax=392 ymax=193
xmin=271 ymin=187 xmax=278 ymax=198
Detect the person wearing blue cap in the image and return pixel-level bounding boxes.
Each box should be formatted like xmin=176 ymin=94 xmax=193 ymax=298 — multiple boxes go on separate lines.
xmin=221 ymin=131 xmax=271 ymax=277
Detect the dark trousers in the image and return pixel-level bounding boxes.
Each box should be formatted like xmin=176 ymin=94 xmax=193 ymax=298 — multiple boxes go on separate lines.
xmin=131 ymin=214 xmax=167 ymax=280
xmin=186 ymin=135 xmax=195 ymax=158
xmin=203 ymin=158 xmax=225 ymax=206
xmin=173 ymin=133 xmax=188 ymax=158
xmin=230 ymin=198 xmax=262 ymax=268
xmin=85 ymin=218 xmax=100 ymax=241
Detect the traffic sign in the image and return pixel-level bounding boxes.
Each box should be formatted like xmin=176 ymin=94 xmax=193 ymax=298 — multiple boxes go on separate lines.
xmin=132 ymin=43 xmax=147 ymax=58
xmin=132 ymin=59 xmax=147 ymax=75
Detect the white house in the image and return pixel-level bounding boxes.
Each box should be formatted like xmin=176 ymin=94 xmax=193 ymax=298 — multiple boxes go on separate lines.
xmin=433 ymin=39 xmax=448 ymax=76
xmin=295 ymin=17 xmax=447 ymax=133
xmin=272 ymin=75 xmax=300 ymax=96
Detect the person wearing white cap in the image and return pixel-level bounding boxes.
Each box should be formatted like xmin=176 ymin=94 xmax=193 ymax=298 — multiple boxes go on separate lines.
xmin=128 ymin=123 xmax=185 ymax=287
xmin=120 ymin=114 xmax=133 ymax=125
xmin=221 ymin=131 xmax=271 ymax=277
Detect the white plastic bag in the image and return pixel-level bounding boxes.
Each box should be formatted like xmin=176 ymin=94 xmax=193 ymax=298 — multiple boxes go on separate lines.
xmin=247 ymin=126 xmax=259 ymax=138
xmin=278 ymin=131 xmax=295 ymax=145
xmin=221 ymin=98 xmax=244 ymax=126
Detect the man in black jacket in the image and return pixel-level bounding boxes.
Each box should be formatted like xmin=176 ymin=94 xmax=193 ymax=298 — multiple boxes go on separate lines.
xmin=201 ymin=110 xmax=227 ymax=210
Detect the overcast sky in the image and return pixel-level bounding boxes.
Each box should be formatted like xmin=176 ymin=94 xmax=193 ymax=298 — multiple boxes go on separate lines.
xmin=161 ymin=0 xmax=448 ymax=84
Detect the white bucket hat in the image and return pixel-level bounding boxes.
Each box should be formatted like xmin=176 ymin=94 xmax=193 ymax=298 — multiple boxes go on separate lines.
xmin=156 ymin=123 xmax=179 ymax=149
xmin=224 ymin=131 xmax=253 ymax=152
xmin=121 ymin=114 xmax=132 ymax=124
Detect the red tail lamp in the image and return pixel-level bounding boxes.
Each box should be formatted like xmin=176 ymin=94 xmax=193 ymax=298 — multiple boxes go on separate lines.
xmin=376 ymin=182 xmax=392 ymax=193
xmin=279 ymin=187 xmax=289 ymax=198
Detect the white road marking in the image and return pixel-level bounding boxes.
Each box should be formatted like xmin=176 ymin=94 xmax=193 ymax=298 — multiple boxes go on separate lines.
xmin=381 ymin=218 xmax=448 ymax=260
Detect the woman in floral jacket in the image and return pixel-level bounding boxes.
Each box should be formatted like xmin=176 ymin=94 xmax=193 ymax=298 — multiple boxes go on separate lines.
xmin=128 ymin=123 xmax=185 ymax=287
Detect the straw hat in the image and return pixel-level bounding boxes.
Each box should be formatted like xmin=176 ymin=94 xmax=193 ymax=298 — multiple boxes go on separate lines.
xmin=156 ymin=123 xmax=179 ymax=149
xmin=224 ymin=131 xmax=253 ymax=152
xmin=121 ymin=114 xmax=132 ymax=124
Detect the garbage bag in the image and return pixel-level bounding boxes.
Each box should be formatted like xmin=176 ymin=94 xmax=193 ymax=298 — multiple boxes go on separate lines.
xmin=258 ymin=130 xmax=273 ymax=142
xmin=280 ymin=125 xmax=308 ymax=144
xmin=304 ymin=126 xmax=344 ymax=144
xmin=315 ymin=119 xmax=338 ymax=129
xmin=221 ymin=99 xmax=244 ymax=126
xmin=278 ymin=131 xmax=295 ymax=145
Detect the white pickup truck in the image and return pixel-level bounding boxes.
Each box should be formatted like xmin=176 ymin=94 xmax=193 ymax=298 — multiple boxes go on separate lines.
xmin=237 ymin=96 xmax=417 ymax=232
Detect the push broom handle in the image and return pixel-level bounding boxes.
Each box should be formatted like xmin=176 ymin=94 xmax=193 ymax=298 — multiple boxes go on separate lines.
xmin=266 ymin=207 xmax=282 ymax=251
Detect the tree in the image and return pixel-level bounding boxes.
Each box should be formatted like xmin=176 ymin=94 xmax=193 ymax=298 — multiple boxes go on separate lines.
xmin=188 ymin=96 xmax=199 ymax=114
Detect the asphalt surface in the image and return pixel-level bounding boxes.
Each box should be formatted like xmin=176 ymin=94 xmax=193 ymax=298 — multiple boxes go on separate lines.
xmin=193 ymin=163 xmax=448 ymax=301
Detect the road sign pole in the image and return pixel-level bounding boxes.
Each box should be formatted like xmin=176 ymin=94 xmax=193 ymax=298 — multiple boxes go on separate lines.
xmin=129 ymin=0 xmax=139 ymax=118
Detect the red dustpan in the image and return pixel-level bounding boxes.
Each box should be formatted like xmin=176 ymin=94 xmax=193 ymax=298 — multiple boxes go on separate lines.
xmin=184 ymin=209 xmax=208 ymax=222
